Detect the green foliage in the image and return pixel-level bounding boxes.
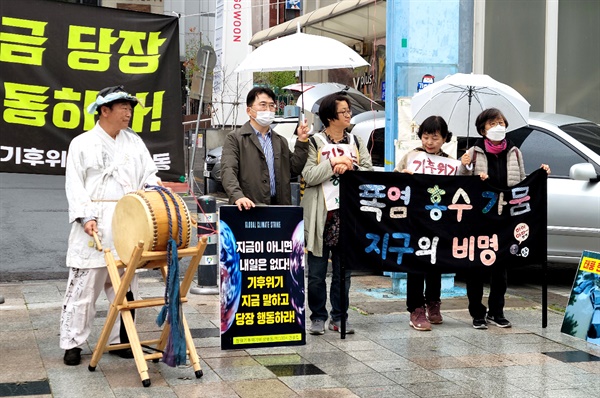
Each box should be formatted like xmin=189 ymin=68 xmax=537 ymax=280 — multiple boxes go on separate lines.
xmin=549 ymin=304 xmax=566 ymax=313
xmin=183 ymin=27 xmax=203 ymax=85
xmin=561 ymin=313 xmax=578 ymax=335
xmin=254 ymin=71 xmax=297 ymax=93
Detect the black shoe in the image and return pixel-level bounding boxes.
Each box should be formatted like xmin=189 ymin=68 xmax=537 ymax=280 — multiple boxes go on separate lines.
xmin=64 ymin=348 xmax=82 ymax=366
xmin=109 ymin=347 xmax=134 ymax=358
xmin=472 ymin=318 xmax=488 ymax=330
xmin=486 ymin=314 xmax=512 ymax=328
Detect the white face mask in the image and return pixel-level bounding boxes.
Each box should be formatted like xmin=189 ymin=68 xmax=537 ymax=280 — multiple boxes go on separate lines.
xmin=253 ymin=110 xmax=275 ymax=127
xmin=486 ymin=124 xmax=506 ymax=141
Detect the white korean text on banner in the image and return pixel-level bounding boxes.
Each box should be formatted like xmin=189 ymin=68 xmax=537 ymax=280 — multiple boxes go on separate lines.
xmin=0 ymin=0 xmax=184 ymax=180
xmin=339 ymin=169 xmax=548 ymax=272
xmin=219 ymin=206 xmax=305 ymax=350
xmin=561 ymin=251 xmax=600 ymax=346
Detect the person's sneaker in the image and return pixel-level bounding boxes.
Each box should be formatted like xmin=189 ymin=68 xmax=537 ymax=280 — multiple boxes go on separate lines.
xmin=409 ymin=307 xmax=432 ymax=331
xmin=472 ymin=318 xmax=488 ymax=329
xmin=63 ymin=347 xmax=82 ymax=366
xmin=426 ymin=301 xmax=443 ymax=324
xmin=486 ymin=313 xmax=512 ymax=328
xmin=309 ymin=319 xmax=326 ymax=335
xmin=328 ymin=320 xmax=355 ymax=334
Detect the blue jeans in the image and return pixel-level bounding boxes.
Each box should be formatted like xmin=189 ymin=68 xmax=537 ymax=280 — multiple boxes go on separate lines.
xmin=307 ymin=246 xmax=351 ymax=322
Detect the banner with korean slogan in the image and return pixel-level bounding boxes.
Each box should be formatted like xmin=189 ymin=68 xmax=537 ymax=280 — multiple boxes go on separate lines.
xmin=339 ymin=169 xmax=548 ymax=273
xmin=0 ymin=0 xmax=184 ymax=181
xmin=406 ymin=152 xmax=462 ymax=175
xmin=561 ymin=251 xmax=600 ymax=346
xmin=219 ymin=206 xmax=305 ymax=350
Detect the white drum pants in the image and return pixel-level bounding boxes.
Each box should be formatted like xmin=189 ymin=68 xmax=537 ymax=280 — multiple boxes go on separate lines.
xmin=59 ymin=267 xmax=138 ymax=350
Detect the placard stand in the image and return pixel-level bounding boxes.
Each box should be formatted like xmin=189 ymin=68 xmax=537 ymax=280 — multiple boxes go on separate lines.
xmin=88 ymin=238 xmax=208 ymax=387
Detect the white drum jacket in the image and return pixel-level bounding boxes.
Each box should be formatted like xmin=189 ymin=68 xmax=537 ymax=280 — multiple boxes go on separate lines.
xmin=65 ymin=123 xmax=160 ymax=269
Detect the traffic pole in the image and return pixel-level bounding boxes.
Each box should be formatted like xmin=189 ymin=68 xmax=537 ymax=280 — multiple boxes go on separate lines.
xmin=190 ymin=195 xmax=219 ymax=295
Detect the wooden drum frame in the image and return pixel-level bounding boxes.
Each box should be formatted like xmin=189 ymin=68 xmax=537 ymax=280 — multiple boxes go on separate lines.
xmin=112 ymin=190 xmax=192 ymax=263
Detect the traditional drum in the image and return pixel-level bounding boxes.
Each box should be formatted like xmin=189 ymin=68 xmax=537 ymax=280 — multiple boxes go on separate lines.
xmin=112 ymin=190 xmax=192 ymax=264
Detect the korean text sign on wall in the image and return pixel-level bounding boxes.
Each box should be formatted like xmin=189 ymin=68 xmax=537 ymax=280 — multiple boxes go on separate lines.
xmin=340 ymin=170 xmax=548 ymax=273
xmin=219 ymin=206 xmax=305 ymax=350
xmin=0 ymin=0 xmax=184 ymax=180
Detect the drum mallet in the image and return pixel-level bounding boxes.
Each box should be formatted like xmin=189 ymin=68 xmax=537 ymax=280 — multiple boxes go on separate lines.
xmin=92 ymin=231 xmax=103 ymax=251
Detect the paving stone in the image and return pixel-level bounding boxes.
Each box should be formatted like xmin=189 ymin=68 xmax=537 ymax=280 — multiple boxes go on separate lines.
xmin=0 ymin=274 xmax=596 ymax=398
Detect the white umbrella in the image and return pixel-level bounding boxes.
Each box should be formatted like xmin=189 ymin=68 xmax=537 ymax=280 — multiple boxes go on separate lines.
xmin=234 ymin=25 xmax=369 ymax=115
xmin=234 ymin=31 xmax=368 ymax=73
xmin=411 ymin=73 xmax=530 ymax=140
xmin=281 ymin=82 xmax=316 ymax=92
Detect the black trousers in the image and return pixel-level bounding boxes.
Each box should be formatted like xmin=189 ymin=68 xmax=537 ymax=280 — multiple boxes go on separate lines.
xmin=466 ymin=265 xmax=508 ymax=319
xmin=406 ymin=272 xmax=442 ymax=313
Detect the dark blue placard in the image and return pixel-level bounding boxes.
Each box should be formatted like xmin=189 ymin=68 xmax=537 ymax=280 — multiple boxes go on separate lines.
xmin=219 ymin=206 xmax=305 ymax=350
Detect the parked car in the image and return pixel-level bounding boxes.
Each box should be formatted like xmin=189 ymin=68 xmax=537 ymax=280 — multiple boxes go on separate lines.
xmin=204 ymin=145 xmax=222 ymax=183
xmin=348 ymin=115 xmax=386 ymax=170
xmin=455 ymin=112 xmax=600 ymax=264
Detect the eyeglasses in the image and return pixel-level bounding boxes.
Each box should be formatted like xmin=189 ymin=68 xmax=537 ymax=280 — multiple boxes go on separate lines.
xmin=253 ymin=101 xmax=277 ymax=111
xmin=337 ymin=109 xmax=352 ymax=117
xmin=487 ymin=120 xmax=506 ymax=127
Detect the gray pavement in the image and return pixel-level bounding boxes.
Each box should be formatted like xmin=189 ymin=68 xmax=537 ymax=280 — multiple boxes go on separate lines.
xmin=1 ymin=274 xmax=600 ymax=398
xmin=0 ymin=173 xmax=70 ymax=281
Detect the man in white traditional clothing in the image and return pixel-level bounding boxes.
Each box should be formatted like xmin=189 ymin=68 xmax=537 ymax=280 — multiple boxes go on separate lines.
xmin=60 ymin=85 xmax=162 ymax=366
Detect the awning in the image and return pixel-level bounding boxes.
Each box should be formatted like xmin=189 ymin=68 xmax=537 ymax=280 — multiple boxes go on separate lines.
xmin=248 ymin=0 xmax=386 ymax=47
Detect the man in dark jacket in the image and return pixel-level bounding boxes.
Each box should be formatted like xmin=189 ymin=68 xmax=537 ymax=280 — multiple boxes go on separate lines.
xmin=221 ymin=87 xmax=310 ymax=210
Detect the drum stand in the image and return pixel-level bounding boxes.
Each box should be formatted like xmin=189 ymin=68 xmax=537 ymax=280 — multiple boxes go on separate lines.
xmin=88 ymin=237 xmax=208 ymax=387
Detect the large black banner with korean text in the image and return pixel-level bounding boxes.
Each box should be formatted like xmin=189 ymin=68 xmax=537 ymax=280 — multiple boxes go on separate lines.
xmin=340 ymin=170 xmax=547 ymax=272
xmin=219 ymin=206 xmax=305 ymax=350
xmin=0 ymin=0 xmax=184 ymax=180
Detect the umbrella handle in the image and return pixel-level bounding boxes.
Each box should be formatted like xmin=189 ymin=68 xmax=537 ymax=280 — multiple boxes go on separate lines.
xmin=300 ymin=65 xmax=305 ymax=119
xmin=466 ymin=100 xmax=472 ymax=147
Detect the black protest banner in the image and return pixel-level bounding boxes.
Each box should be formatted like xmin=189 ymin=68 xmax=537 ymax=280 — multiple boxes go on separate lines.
xmin=219 ymin=206 xmax=305 ymax=350
xmin=0 ymin=0 xmax=184 ymax=180
xmin=340 ymin=169 xmax=547 ymax=273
